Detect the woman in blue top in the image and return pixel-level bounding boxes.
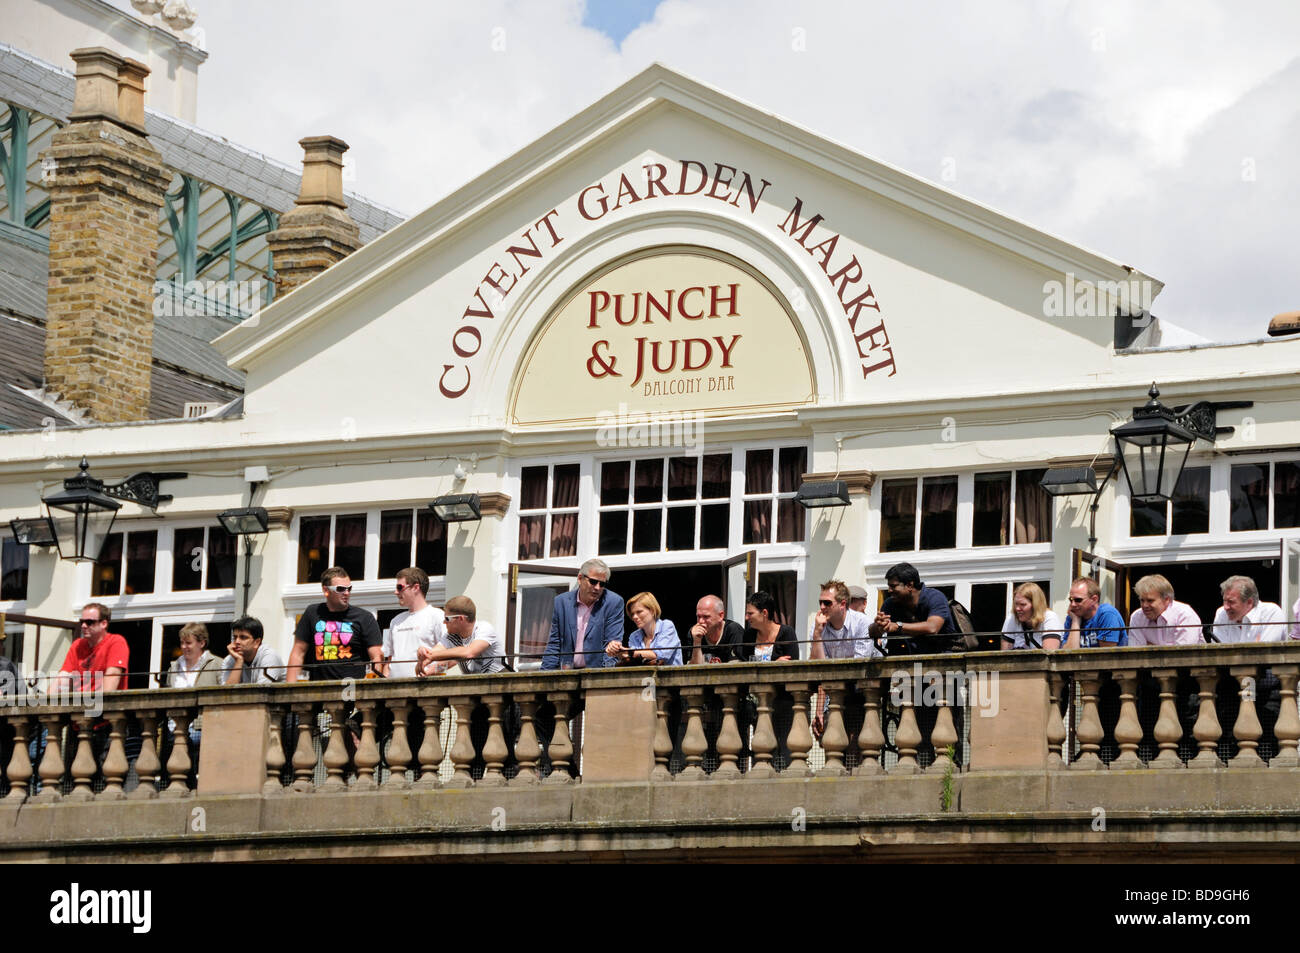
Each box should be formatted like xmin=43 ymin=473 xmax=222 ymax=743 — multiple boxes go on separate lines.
xmin=605 ymin=591 xmax=682 ymax=666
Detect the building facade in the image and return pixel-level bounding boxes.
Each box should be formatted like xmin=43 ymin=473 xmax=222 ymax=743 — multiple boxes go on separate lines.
xmin=2 ymin=64 xmax=1299 ymax=684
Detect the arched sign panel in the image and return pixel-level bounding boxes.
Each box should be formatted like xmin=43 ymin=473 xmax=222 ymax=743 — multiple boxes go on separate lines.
xmin=511 ymin=248 xmax=815 ymax=426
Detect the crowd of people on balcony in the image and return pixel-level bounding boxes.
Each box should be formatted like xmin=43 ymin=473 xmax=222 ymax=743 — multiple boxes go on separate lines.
xmin=19 ymin=558 xmax=1300 ymax=700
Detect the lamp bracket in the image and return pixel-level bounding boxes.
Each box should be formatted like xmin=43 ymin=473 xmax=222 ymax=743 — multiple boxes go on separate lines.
xmin=104 ymin=471 xmax=187 ymax=510
xmin=1129 ymin=385 xmax=1254 ymax=445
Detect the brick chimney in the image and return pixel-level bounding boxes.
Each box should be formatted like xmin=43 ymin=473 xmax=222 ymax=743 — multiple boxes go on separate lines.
xmin=265 ymin=136 xmax=361 ymax=295
xmin=42 ymin=48 xmax=167 ymax=423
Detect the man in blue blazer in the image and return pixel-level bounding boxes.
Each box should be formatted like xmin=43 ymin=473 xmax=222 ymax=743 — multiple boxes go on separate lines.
xmin=543 ymin=558 xmax=624 ymax=670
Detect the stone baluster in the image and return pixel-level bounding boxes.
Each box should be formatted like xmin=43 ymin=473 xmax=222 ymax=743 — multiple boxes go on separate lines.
xmin=130 ymin=712 xmax=160 ymax=799
xmin=677 ymin=686 xmax=708 ymax=780
xmin=651 ymin=689 xmax=673 ymax=781
xmin=712 ymin=685 xmax=744 ymax=779
xmin=747 ymin=686 xmax=777 ymax=779
xmin=1149 ymin=669 xmax=1184 ymax=769
xmin=162 ymin=709 xmax=193 ymax=798
xmin=1070 ymin=672 xmax=1104 ymax=769
xmin=352 ymin=701 xmax=381 ymax=790
xmin=927 ymin=675 xmax=959 ymax=776
xmin=893 ymin=691 xmax=922 ymax=776
xmin=816 ymin=684 xmax=849 ymax=777
xmin=544 ymin=692 xmax=575 ymax=784
xmin=383 ymin=699 xmax=414 ymax=789
xmin=34 ymin=713 xmax=64 ymax=801
xmin=785 ymin=683 xmax=813 ymax=777
xmin=1111 ymin=671 xmax=1145 ymax=768
xmin=66 ymin=720 xmax=97 ymax=801
xmin=1229 ymin=666 xmax=1264 ymax=768
xmin=513 ymin=696 xmax=541 ymax=785
xmin=855 ymin=678 xmax=885 ymax=776
xmin=318 ymin=703 xmax=350 ymax=792
xmin=415 ymin=699 xmax=445 ymax=788
xmin=1188 ymin=667 xmax=1223 ymax=770
xmin=478 ymin=695 xmax=509 ymax=786
xmin=1045 ymin=673 xmax=1066 ymax=770
xmin=290 ymin=703 xmax=317 ymax=792
xmin=1271 ymin=665 xmax=1300 ymax=768
xmin=4 ymin=716 xmax=33 ymax=800
xmin=264 ymin=708 xmax=286 ymax=795
xmin=97 ymin=711 xmax=130 ymax=799
xmin=444 ymin=696 xmax=477 ymax=788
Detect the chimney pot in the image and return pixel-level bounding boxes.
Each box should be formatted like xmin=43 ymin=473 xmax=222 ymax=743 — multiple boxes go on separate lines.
xmin=1267 ymin=310 xmax=1300 ymax=337
xmin=116 ymin=58 xmax=151 ymax=135
xmin=68 ymin=47 xmax=126 ymax=125
xmin=296 ymin=135 xmax=350 ymax=209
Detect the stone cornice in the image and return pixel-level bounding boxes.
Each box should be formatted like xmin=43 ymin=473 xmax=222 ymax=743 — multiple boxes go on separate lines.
xmin=802 ymin=469 xmax=874 ymax=493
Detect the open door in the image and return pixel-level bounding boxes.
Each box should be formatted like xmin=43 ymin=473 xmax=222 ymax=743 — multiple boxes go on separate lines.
xmin=1281 ymin=538 xmax=1300 ymax=634
xmin=1072 ymin=548 xmax=1131 ymax=618
xmin=506 ymin=562 xmax=580 ymax=670
xmin=722 ymin=549 xmax=758 ymax=615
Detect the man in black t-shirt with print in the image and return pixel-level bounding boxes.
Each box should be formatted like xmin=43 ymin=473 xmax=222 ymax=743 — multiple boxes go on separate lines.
xmin=287 ymin=567 xmax=383 ymax=681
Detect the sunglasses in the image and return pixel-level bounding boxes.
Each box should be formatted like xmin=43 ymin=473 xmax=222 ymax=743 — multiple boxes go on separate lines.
xmin=78 ymin=618 xmax=103 ymax=626
xmin=395 ymin=583 xmax=411 ymax=593
xmin=328 ymin=585 xmax=353 ymax=593
xmin=1068 ymin=596 xmax=1090 ymax=604
xmin=581 ymin=575 xmax=607 ymax=588
xmin=818 ymin=599 xmax=835 ymax=608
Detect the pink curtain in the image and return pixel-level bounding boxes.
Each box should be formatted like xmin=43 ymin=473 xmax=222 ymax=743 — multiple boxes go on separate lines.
xmin=1014 ymin=470 xmax=1052 ymax=544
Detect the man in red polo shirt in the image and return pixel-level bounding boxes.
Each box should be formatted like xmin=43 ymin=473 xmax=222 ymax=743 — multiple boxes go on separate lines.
xmin=59 ymin=602 xmax=129 ymax=693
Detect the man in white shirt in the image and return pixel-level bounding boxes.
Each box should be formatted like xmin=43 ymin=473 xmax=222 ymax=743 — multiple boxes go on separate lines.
xmin=382 ymin=567 xmax=444 ymax=678
xmin=811 ymin=580 xmax=882 ymax=660
xmin=1212 ymin=575 xmax=1287 ymax=643
xmin=416 ymin=596 xmax=505 ymax=675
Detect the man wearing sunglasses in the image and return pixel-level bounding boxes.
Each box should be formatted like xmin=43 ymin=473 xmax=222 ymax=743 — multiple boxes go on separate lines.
xmin=415 ymin=596 xmax=504 ymax=675
xmin=287 ymin=567 xmax=383 ymax=681
xmin=382 ymin=567 xmax=444 ymax=679
xmin=542 ymin=558 xmax=623 ymax=670
xmin=58 ymin=602 xmax=129 ymax=692
xmin=1062 ymin=576 xmax=1127 ymax=648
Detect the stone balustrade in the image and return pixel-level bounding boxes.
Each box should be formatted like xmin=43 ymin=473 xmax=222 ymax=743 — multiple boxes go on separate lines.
xmin=3 ymin=647 xmax=1300 ymax=861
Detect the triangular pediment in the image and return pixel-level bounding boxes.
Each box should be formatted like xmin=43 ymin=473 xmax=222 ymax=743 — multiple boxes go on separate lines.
xmin=214 ymin=64 xmax=1160 ymax=439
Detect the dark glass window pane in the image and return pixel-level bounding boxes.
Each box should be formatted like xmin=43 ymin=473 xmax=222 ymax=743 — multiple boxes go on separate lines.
xmin=632 ymin=509 xmax=660 ymax=553
xmin=920 ymin=476 xmax=957 ymax=550
xmin=172 ymin=527 xmax=205 ymax=591
xmin=668 ymin=457 xmax=698 ymax=501
xmin=1 ymin=538 xmax=28 ymax=601
xmin=1170 ymin=466 xmax=1210 ymax=535
xmin=379 ymin=509 xmax=413 ymax=579
xmin=666 ymin=507 xmax=695 ymax=550
xmin=931 ymin=584 xmax=955 ymax=602
xmin=634 ymin=459 xmax=663 ymax=503
xmin=599 ymin=511 xmax=628 ymax=555
xmin=743 ymin=499 xmax=771 ymax=545
xmin=1130 ymin=500 xmax=1167 ymax=537
xmin=973 ymin=472 xmax=1011 ymax=547
xmin=415 ymin=511 xmax=447 ymax=575
xmin=700 ymin=503 xmax=729 ymax=549
xmin=333 ymin=515 xmax=366 ymax=580
xmin=701 ymin=454 xmax=731 ymax=498
xmin=778 ymin=447 xmax=807 ymax=494
xmin=298 ymin=516 xmax=331 ymax=584
xmin=124 ymin=530 xmax=156 ymax=594
xmin=207 ymin=526 xmax=237 ymax=589
xmin=1014 ymin=468 xmax=1053 ymax=544
xmin=745 ymin=449 xmax=773 ymax=496
xmin=518 ymin=515 xmax=545 ymax=560
xmin=1229 ymin=464 xmax=1269 ymax=531
xmin=969 ymin=583 xmax=1007 ymax=635
xmin=520 ymin=466 xmax=548 ymax=510
xmin=550 ymin=512 xmax=578 ymax=558
xmin=552 ymin=464 xmax=580 ymax=508
xmin=601 ymin=462 xmax=630 ymax=506
xmin=776 ymin=498 xmax=804 ymax=543
xmin=1275 ymin=462 xmax=1300 ymax=529
xmin=879 ymin=479 xmax=916 ymax=552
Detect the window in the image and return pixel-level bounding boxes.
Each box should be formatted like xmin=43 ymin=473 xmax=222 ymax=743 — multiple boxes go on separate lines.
xmin=519 ymin=463 xmax=580 ymax=560
xmin=742 ymin=447 xmax=806 ymax=545
xmin=882 ymin=469 xmax=1052 ymax=553
xmin=1130 ymin=466 xmax=1210 ymax=537
xmin=172 ymin=525 xmax=238 ymax=590
xmin=379 ymin=509 xmax=447 ymax=577
xmin=297 ymin=514 xmax=366 ymax=583
xmin=1229 ymin=459 xmax=1300 ymax=532
xmin=1 ymin=538 xmax=27 ymax=601
xmin=968 ymin=580 xmax=1053 ymax=633
xmin=599 ymin=454 xmax=733 ymax=555
xmin=93 ymin=530 xmax=157 ymax=596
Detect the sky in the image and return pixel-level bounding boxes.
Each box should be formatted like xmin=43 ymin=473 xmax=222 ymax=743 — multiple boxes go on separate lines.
xmin=115 ymin=0 xmax=1300 ymax=342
